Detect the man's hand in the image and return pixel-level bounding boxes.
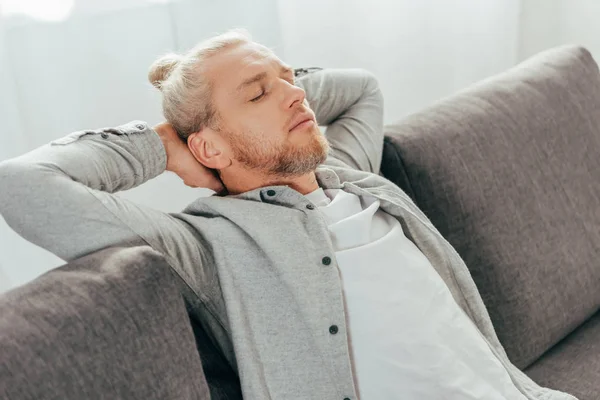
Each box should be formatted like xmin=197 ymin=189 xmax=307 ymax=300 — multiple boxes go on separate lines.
xmin=154 ymin=122 xmax=225 ymax=194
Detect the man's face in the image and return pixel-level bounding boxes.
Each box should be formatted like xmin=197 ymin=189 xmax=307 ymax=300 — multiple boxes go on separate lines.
xmin=204 ymin=41 xmax=329 ymax=177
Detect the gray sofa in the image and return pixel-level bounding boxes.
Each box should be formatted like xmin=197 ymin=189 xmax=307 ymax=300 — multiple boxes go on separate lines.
xmin=381 ymin=45 xmax=600 ymax=399
xmin=1 ymin=45 xmax=599 ymax=399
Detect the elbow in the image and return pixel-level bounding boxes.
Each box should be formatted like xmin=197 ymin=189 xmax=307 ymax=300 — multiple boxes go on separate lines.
xmin=0 ymin=159 xmax=40 ymax=216
xmin=0 ymin=159 xmax=55 ymax=243
xmin=360 ymin=69 xmax=384 ymax=110
xmin=359 ymin=69 xmax=380 ymax=91
xmin=358 ymin=69 xmax=384 ymax=106
xmin=0 ymin=159 xmax=25 ymax=198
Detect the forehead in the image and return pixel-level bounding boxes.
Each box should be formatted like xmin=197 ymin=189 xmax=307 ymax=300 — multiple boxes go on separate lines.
xmin=205 ymin=42 xmax=286 ymax=95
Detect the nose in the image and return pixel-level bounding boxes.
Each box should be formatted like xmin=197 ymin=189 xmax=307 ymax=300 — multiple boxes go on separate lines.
xmin=284 ymin=81 xmax=306 ymax=109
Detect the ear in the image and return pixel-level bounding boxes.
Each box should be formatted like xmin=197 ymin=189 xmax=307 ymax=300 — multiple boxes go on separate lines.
xmin=187 ymin=128 xmax=232 ymax=170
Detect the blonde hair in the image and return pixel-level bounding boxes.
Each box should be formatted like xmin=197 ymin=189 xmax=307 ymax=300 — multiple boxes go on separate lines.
xmin=148 ymin=29 xmax=252 ymax=139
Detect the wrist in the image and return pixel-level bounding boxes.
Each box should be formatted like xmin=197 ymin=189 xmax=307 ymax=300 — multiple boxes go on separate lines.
xmin=153 ymin=123 xmax=178 ymax=172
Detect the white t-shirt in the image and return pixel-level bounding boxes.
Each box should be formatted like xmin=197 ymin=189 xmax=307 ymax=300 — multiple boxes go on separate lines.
xmin=305 ymin=187 xmax=526 ymax=400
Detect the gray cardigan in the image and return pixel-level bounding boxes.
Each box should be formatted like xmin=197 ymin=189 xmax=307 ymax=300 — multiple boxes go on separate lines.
xmin=0 ymin=69 xmax=576 ymax=400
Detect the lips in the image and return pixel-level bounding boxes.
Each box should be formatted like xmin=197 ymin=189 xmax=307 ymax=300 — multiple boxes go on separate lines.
xmin=289 ymin=112 xmax=315 ymax=132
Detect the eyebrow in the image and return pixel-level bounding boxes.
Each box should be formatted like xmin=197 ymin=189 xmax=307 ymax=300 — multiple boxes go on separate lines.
xmin=236 ymin=72 xmax=267 ymax=92
xmin=236 ymin=65 xmax=294 ymax=93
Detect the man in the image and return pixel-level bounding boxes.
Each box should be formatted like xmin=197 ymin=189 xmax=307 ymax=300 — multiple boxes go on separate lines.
xmin=0 ymin=30 xmax=574 ymax=400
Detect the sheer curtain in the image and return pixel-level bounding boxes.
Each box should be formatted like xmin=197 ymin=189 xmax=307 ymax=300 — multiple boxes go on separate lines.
xmin=1 ymin=0 xmax=598 ymax=292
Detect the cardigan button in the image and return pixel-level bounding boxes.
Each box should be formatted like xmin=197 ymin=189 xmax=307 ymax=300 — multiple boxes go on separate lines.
xmin=329 ymin=325 xmax=338 ymax=334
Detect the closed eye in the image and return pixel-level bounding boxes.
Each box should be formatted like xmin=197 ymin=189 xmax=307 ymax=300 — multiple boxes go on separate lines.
xmin=250 ymin=91 xmax=266 ymax=102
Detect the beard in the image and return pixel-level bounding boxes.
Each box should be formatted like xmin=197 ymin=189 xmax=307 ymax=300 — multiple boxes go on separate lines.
xmin=225 ymin=125 xmax=330 ymax=177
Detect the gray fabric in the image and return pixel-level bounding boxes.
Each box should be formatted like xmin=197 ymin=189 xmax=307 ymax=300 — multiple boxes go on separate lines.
xmin=0 ymin=67 xmax=575 ymax=400
xmin=0 ymin=246 xmax=210 ymax=400
xmin=524 ymin=311 xmax=600 ymax=400
xmin=381 ymin=45 xmax=600 ymax=371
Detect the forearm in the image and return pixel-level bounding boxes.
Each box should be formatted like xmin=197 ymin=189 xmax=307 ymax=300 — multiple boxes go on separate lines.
xmin=296 ymin=68 xmax=385 ymax=173
xmin=2 ymin=121 xmax=166 ymax=194
xmin=0 ymin=119 xmax=216 ymax=295
xmin=0 ymin=121 xmax=167 ymax=260
xmin=296 ymin=68 xmax=382 ymax=125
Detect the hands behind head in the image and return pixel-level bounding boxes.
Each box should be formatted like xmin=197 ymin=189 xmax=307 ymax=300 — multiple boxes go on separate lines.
xmin=153 ymin=122 xmax=226 ymax=195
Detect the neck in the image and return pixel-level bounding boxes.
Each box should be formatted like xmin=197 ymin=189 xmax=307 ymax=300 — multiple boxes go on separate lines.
xmin=220 ymin=167 xmax=319 ymax=196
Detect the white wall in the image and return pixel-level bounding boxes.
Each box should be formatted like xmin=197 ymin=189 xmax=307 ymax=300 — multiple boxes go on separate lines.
xmin=0 ymin=20 xmax=26 ymax=161
xmin=278 ymin=0 xmax=522 ymax=122
xmin=519 ymin=0 xmax=600 ymax=60
xmin=0 ymin=16 xmax=26 ymax=292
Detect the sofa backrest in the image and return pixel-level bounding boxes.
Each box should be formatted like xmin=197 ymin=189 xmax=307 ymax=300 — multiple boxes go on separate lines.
xmin=381 ymin=45 xmax=600 ymax=369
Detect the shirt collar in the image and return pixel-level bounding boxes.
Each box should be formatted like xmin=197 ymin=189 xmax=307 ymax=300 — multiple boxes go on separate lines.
xmin=225 ymin=166 xmax=344 ymax=207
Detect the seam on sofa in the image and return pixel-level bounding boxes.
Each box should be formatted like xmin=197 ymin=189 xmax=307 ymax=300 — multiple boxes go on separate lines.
xmin=382 ymin=136 xmax=417 ymax=201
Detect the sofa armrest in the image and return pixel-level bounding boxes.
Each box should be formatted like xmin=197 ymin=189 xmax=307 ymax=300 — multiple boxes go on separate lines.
xmin=0 ymin=246 xmax=210 ymax=400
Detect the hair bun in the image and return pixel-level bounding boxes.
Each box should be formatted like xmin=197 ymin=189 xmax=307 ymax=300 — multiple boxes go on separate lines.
xmin=148 ymin=53 xmax=182 ymax=89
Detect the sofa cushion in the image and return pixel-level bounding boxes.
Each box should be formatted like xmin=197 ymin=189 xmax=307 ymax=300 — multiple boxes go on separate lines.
xmin=0 ymin=246 xmax=210 ymax=400
xmin=525 ymin=311 xmax=600 ymax=400
xmin=381 ymin=45 xmax=600 ymax=369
